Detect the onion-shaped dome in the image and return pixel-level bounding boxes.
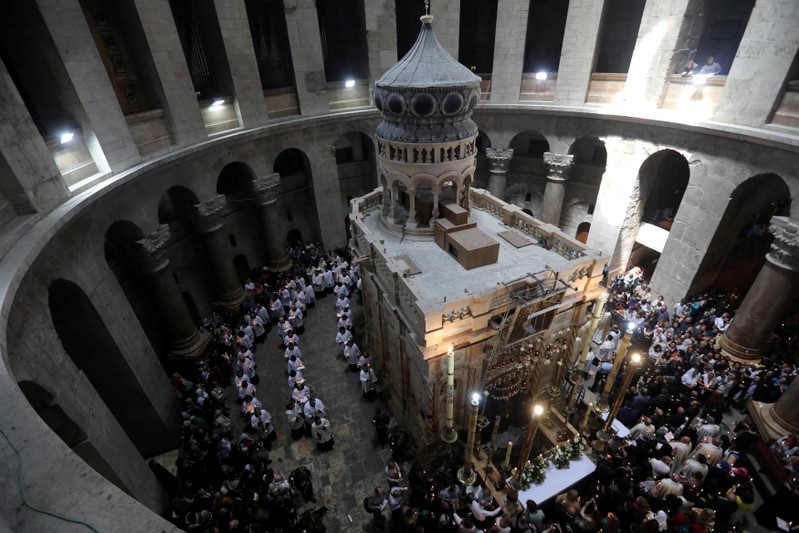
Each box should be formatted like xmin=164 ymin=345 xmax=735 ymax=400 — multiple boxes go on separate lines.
xmin=374 ymin=14 xmax=481 ymax=144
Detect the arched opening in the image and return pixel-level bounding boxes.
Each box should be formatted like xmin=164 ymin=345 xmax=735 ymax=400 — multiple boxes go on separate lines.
xmin=474 ymin=130 xmax=492 ymax=188
xmin=216 ymin=162 xmax=266 ymax=266
xmin=576 ymin=221 xmax=591 ymax=244
xmin=274 ymin=149 xmax=320 ymax=245
xmin=105 ymin=221 xmax=169 ymax=358
xmin=690 ymin=173 xmax=792 ymax=294
xmin=233 ymin=254 xmax=251 ymax=285
xmin=48 ymin=279 xmax=173 ymax=457
xmin=622 ymin=150 xmax=690 ymax=280
xmin=509 ymin=130 xmax=550 ymax=160
xmin=181 ymin=291 xmax=202 ymax=327
xmin=17 ymin=380 xmax=131 ymax=494
xmin=217 ymin=161 xmax=256 ymax=195
xmin=560 ymin=137 xmax=606 ymax=236
xmin=335 ymin=131 xmax=377 ymax=214
xmin=506 ymin=131 xmax=549 ymax=209
xmin=287 ymin=228 xmax=303 ymax=248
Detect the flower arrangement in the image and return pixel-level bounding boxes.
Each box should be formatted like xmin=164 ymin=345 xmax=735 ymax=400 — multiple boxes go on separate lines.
xmin=553 ymin=436 xmax=585 ymax=469
xmin=519 ymin=455 xmax=548 ymax=489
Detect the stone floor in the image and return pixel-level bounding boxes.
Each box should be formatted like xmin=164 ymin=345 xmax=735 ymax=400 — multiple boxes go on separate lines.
xmin=247 ymin=290 xmax=396 ymax=531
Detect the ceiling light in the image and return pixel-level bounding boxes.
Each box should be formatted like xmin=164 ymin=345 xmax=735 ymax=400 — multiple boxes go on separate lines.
xmin=535 ymin=72 xmax=547 ymax=80
xmin=345 ymin=79 xmax=355 ymax=88
xmin=211 ymin=98 xmax=225 ymax=107
xmin=60 ymin=132 xmax=74 ymax=144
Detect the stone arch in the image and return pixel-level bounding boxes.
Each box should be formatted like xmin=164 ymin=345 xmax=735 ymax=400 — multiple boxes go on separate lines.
xmin=157 ymin=185 xmax=200 ymax=226
xmin=576 ymin=221 xmax=591 ymax=244
xmin=48 ymin=279 xmax=174 ymax=457
xmin=690 ymin=173 xmax=792 ymax=293
xmin=620 ymin=149 xmax=690 ymax=279
xmin=217 ymin=161 xmax=257 ymax=195
xmin=335 ymin=131 xmax=377 ymax=214
xmin=273 ymin=148 xmax=320 ymax=244
xmin=509 ymin=130 xmax=550 ymax=158
xmin=474 ymin=130 xmax=492 ymax=188
xmin=569 ymin=136 xmax=607 ymax=167
xmin=17 ymin=380 xmax=132 ymax=494
xmin=104 ymin=221 xmax=169 ymax=357
xmin=561 ymin=201 xmax=594 ymax=238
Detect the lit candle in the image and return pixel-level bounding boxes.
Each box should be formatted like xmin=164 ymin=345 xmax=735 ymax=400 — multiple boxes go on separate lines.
xmin=582 ymin=402 xmax=593 ymax=427
xmin=504 ymin=442 xmax=513 ymax=466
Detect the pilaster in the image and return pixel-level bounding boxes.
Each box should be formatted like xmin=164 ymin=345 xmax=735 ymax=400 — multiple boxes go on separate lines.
xmin=212 ymin=0 xmax=269 ymax=128
xmin=540 ymin=152 xmax=574 ymax=227
xmin=284 ymin=0 xmax=330 ymax=116
xmin=713 ymin=1 xmax=799 ymax=126
xmin=132 ymin=0 xmax=207 ymax=146
xmin=489 ymin=0 xmax=528 ymax=104
xmin=554 ymin=0 xmax=606 ymax=106
xmin=35 ymin=0 xmax=141 ymax=173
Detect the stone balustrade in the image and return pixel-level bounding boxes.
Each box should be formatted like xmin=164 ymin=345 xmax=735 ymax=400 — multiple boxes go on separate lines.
xmin=377 ymin=137 xmax=476 ymax=165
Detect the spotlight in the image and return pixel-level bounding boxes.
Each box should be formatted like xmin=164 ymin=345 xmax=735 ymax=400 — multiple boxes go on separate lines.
xmin=345 ymin=79 xmax=355 ymax=88
xmin=692 ymin=75 xmax=708 ymax=86
xmin=60 ymin=132 xmax=74 ymax=144
xmin=535 ymin=72 xmax=547 ymax=80
xmin=211 ymin=98 xmax=225 ymax=107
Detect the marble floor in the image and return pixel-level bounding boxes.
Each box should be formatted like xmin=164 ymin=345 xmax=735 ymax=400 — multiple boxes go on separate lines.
xmin=244 ymin=289 xmax=396 ymax=531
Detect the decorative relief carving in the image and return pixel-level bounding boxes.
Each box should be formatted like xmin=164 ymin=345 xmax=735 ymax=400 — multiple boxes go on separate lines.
xmin=768 ymin=216 xmax=799 ymax=271
xmin=543 ymin=152 xmax=574 ymax=182
xmin=485 ymin=148 xmax=513 ymax=173
xmin=250 ymin=173 xmax=281 ymax=203
xmin=133 ymin=224 xmax=171 ymax=274
xmin=442 ymin=305 xmax=472 ymax=325
xmin=192 ymin=195 xmax=226 ymax=232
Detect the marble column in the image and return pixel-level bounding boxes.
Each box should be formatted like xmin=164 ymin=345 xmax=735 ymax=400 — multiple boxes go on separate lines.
xmin=720 ymin=217 xmax=799 ymax=364
xmin=406 ymin=187 xmax=417 ymax=228
xmin=430 ymin=187 xmax=441 ymax=227
xmin=133 ymin=225 xmax=211 ymax=360
xmin=486 ymin=148 xmax=513 ymax=200
xmin=247 ymin=173 xmax=291 ymax=271
xmin=750 ymin=369 xmax=799 ymax=441
xmin=541 ymin=152 xmax=574 ymax=227
xmin=192 ymin=195 xmax=248 ymax=313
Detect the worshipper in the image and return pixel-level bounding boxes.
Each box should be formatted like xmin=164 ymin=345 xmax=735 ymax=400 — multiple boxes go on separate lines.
xmin=385 ymin=461 xmax=403 ymax=486
xmin=365 ymin=486 xmax=387 ymax=528
xmin=311 ymin=416 xmax=334 ymax=451
xmin=303 ymin=394 xmax=327 ymax=420
xmin=360 ymin=363 xmax=378 ymax=400
xmin=343 ymin=339 xmax=361 ymax=371
xmin=284 ymin=400 xmax=305 ymax=440
xmin=469 ymin=494 xmax=502 ymax=529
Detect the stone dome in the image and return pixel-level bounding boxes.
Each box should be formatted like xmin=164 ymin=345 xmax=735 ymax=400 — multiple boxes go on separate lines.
xmin=374 ymin=14 xmax=481 ymax=144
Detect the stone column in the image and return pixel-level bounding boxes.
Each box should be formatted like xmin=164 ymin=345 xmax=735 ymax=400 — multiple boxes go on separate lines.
xmin=0 ymin=57 xmax=69 ymax=215
xmin=713 ymin=1 xmax=799 ymax=127
xmin=132 ymin=0 xmax=207 ymax=146
xmin=36 ymin=0 xmax=141 ymax=173
xmin=430 ymin=187 xmax=441 ymax=227
xmin=750 ymin=370 xmax=799 ymax=441
xmin=432 ymin=0 xmax=461 ymax=59
xmin=311 ymin=150 xmax=347 ymax=248
xmin=191 ymin=195 xmax=248 ymax=313
xmin=407 ymin=187 xmax=417 ymax=228
xmin=623 ymin=0 xmax=704 ymax=111
xmin=541 ymin=152 xmax=574 ymax=227
xmin=554 ymin=0 xmax=606 ymax=106
xmin=284 ymin=0 xmax=329 ymax=116
xmin=365 ymin=0 xmax=397 ymax=84
xmin=486 ymin=148 xmax=513 ymax=200
xmin=212 ymin=0 xmax=270 ymax=127
xmin=719 ymin=217 xmax=799 ymax=364
xmin=247 ymin=173 xmax=291 ymax=271
xmin=133 ymin=225 xmax=211 ymax=360
xmin=490 ymin=0 xmax=528 ymax=103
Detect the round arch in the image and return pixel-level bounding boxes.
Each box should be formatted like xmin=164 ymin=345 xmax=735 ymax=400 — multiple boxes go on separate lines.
xmin=217 ymin=161 xmax=257 ymax=195
xmin=157 ymin=186 xmax=200 ymax=225
xmin=509 ymin=130 xmax=549 ymax=158
xmin=273 ymin=149 xmax=320 ymax=245
xmin=689 ymin=173 xmax=791 ymax=293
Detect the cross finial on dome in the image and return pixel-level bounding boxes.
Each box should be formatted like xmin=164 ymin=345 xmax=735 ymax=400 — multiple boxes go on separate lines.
xmin=421 ymin=0 xmax=433 ymax=23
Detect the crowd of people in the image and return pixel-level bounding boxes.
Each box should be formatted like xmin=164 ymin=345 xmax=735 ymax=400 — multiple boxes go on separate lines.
xmin=158 ymin=245 xmax=799 ymax=533
xmin=162 ymin=242 xmax=369 ymax=532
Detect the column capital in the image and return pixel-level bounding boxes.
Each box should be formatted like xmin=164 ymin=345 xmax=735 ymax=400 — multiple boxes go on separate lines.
xmin=767 ymin=217 xmax=799 ymax=272
xmin=543 ymin=152 xmax=574 ymax=182
xmin=192 ymin=194 xmax=226 ymax=232
xmin=133 ymin=224 xmax=171 ymax=275
xmin=248 ymin=173 xmax=281 ymax=205
xmin=485 ymin=148 xmax=513 ymax=173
